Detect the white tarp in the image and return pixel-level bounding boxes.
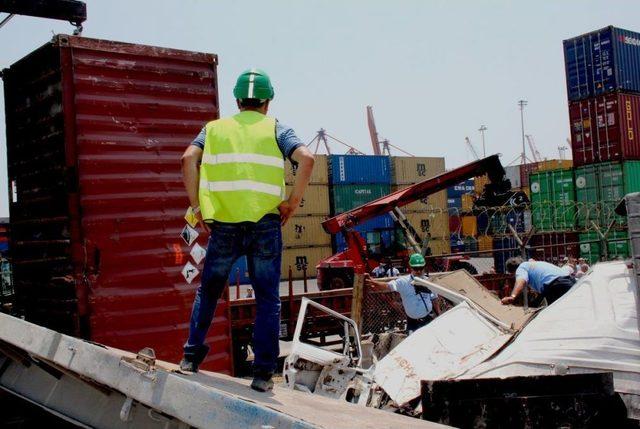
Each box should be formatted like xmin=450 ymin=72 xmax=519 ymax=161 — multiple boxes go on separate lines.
xmin=463 ymin=261 xmax=640 ymax=417
xmin=372 ymin=301 xmax=512 ymax=406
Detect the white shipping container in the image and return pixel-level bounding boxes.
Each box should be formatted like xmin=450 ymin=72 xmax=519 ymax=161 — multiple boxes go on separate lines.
xmin=505 ymin=165 xmax=522 ymax=189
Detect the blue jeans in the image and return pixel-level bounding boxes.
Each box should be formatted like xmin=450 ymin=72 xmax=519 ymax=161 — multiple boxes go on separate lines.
xmin=183 ymin=214 xmax=282 ymax=373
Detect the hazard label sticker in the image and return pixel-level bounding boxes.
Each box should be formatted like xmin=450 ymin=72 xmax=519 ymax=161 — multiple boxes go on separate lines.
xmin=184 ymin=206 xmax=199 ymax=228
xmin=190 ymin=243 xmax=207 ymax=265
xmin=181 ymin=261 xmax=200 ymax=284
xmin=180 ymin=225 xmax=199 ymax=246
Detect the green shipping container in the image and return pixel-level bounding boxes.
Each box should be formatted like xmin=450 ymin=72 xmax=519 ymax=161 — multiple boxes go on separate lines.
xmin=579 ymin=230 xmax=630 ymax=264
xmin=529 ymin=169 xmax=576 ymax=231
xmin=330 ymin=183 xmax=391 ymax=214
xmin=575 ymin=161 xmax=640 ymax=228
xmin=574 ymin=164 xmax=599 ymax=229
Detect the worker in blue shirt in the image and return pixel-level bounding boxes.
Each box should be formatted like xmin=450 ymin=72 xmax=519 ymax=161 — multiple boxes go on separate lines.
xmin=501 ymin=256 xmax=576 ymax=306
xmin=365 ymin=253 xmax=441 ymax=333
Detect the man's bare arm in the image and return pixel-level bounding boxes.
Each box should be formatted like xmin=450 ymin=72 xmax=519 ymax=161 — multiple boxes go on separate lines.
xmin=501 ymin=277 xmax=526 ymax=305
xmin=181 ymin=145 xmax=209 ymax=232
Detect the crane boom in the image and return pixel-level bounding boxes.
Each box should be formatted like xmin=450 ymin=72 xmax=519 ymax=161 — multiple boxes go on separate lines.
xmin=465 ymin=137 xmax=480 ymax=160
xmin=322 ymin=154 xmax=509 ymax=234
xmin=366 ymin=106 xmax=381 ymax=155
xmin=525 ymin=134 xmax=542 ymax=162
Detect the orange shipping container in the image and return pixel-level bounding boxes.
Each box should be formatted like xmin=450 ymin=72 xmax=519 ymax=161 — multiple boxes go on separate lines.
xmin=461 ymin=215 xmax=477 ymax=237
xmin=283 ymin=215 xmax=331 ymax=248
xmin=474 ymin=174 xmax=489 ymax=194
xmin=536 ymin=159 xmax=573 ymax=172
xmin=461 ymin=194 xmax=475 ymax=212
xmin=477 ymin=235 xmax=493 ymax=256
xmin=286 ymin=185 xmax=330 ymax=216
xmin=281 ymin=246 xmax=333 ymax=279
xmin=391 ymin=156 xmax=446 ymax=185
xmin=285 ymin=155 xmax=328 ymax=185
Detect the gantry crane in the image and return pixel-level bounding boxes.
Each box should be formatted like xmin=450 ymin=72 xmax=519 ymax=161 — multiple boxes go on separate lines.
xmin=366 ymin=106 xmax=415 ymax=156
xmin=525 ymin=134 xmax=543 ymax=163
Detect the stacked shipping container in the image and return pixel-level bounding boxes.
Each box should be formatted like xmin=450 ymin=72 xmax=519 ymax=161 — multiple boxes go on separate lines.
xmin=562 ymin=25 xmax=640 ymax=263
xmin=328 ymin=155 xmax=394 ymax=256
xmin=391 ymin=157 xmax=449 ymax=256
xmin=280 ymin=155 xmax=332 ymax=280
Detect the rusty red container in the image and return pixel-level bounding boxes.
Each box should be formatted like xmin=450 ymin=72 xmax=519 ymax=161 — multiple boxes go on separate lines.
xmin=569 ymin=92 xmax=640 ymax=167
xmin=529 ymin=232 xmax=579 ymax=265
xmin=3 ymin=36 xmax=232 ymax=373
xmin=519 ymin=162 xmax=539 ymax=189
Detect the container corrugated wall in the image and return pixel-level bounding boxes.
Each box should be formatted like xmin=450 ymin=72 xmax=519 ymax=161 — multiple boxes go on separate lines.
xmin=281 ymin=246 xmax=333 ymax=279
xmin=529 ymin=169 xmax=576 ymax=231
xmin=392 ymin=185 xmax=447 ymax=214
xmin=330 ymin=184 xmax=390 ymax=214
xmin=328 ymin=155 xmax=391 ymax=184
xmin=530 ymin=232 xmax=579 ymax=264
xmin=569 ymin=93 xmax=640 ymax=166
xmin=391 ymin=156 xmax=445 ymax=185
xmin=285 ymin=155 xmax=328 ymax=185
xmin=575 ymin=161 xmax=640 ymax=228
xmin=579 ymin=231 xmax=630 ymax=264
xmin=285 ymin=185 xmax=330 ymax=216
xmin=564 ymin=26 xmax=640 ymax=101
xmin=3 ymin=36 xmax=233 ymax=373
xmin=282 ymin=215 xmax=331 ymax=247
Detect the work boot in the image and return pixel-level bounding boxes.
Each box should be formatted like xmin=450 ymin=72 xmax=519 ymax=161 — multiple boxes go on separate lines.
xmin=179 ymin=358 xmax=199 ymax=374
xmin=251 ymin=371 xmax=274 ymax=392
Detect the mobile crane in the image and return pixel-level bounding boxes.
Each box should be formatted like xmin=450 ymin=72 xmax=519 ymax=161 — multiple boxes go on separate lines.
xmin=316 ymin=154 xmax=526 ymax=290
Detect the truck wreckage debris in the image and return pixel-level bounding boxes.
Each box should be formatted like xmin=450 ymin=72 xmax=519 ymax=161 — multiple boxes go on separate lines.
xmin=283 ymin=261 xmax=640 ymax=424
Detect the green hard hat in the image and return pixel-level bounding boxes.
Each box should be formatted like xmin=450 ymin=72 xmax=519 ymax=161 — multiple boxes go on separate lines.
xmin=233 ymin=68 xmax=274 ymax=100
xmin=409 ymin=253 xmax=426 ymax=268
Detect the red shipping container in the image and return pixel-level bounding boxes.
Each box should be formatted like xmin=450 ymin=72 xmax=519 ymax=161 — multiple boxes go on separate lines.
xmin=529 ymin=232 xmax=579 ymax=265
xmin=449 ymin=214 xmax=461 ymax=234
xmin=519 ymin=162 xmax=539 ymax=189
xmin=569 ymin=92 xmax=640 ymax=167
xmin=3 ymin=36 xmax=232 ymax=374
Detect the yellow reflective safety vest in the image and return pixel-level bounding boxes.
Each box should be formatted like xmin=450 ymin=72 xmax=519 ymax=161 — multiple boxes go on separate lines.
xmin=199 ymin=110 xmax=285 ymax=223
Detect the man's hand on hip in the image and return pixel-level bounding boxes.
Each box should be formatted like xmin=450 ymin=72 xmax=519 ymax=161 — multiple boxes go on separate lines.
xmin=196 ymin=212 xmax=211 ymax=233
xmin=278 ymin=200 xmax=296 ymax=225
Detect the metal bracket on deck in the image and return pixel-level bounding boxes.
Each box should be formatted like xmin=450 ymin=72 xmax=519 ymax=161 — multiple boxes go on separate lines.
xmin=119 ymin=347 xmax=157 ymax=380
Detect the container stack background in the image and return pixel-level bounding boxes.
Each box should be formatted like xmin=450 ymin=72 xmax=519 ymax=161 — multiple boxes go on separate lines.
xmin=390 ymin=157 xmax=449 ymax=256
xmin=561 ymin=25 xmax=640 ymax=264
xmin=228 ymin=154 xmax=451 ymax=283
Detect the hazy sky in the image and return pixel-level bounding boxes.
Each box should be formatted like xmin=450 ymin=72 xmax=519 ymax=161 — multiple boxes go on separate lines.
xmin=1 ymin=1 xmax=639 ymax=217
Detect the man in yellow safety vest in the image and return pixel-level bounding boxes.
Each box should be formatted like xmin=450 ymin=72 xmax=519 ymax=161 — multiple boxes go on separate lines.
xmin=180 ymin=69 xmax=314 ymax=392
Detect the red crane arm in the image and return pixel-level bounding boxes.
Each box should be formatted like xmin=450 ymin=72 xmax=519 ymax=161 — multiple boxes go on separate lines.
xmin=322 ymin=155 xmax=507 ymax=235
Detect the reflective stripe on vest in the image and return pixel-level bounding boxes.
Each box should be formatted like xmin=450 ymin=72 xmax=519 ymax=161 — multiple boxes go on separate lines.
xmin=198 ymin=111 xmax=285 ymax=223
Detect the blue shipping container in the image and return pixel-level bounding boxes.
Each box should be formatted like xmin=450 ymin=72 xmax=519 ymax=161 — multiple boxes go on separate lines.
xmin=492 ymin=236 xmax=518 ymax=274
xmin=450 ymin=233 xmax=464 ymax=253
xmin=228 ymin=256 xmax=251 ymax=285
xmin=564 ymin=26 xmax=640 ymax=101
xmin=328 ymin=155 xmax=391 ymax=185
xmin=334 ymin=214 xmax=394 ymax=252
xmin=447 ymin=197 xmax=462 ymax=210
xmin=447 ymin=179 xmax=475 ymax=198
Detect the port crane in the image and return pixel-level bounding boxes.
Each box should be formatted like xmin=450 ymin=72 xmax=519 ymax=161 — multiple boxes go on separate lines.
xmin=366 ymin=106 xmax=414 ymax=156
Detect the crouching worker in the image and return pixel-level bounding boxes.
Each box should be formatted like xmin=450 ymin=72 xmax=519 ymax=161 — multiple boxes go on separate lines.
xmin=501 ymin=256 xmax=576 ymax=306
xmin=364 ymin=253 xmax=441 ymax=334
